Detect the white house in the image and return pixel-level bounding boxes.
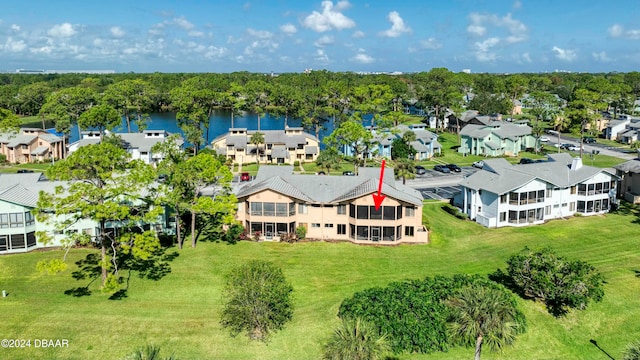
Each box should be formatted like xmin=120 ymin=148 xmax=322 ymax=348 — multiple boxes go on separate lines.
xmin=604 ymin=117 xmax=631 ymax=141
xmin=68 ymin=130 xmax=183 ymax=165
xmin=454 ymin=153 xmax=618 ymax=228
xmin=341 ymin=124 xmax=441 ymax=160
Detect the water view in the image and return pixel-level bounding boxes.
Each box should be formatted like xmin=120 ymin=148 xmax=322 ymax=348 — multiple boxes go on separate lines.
xmin=67 ymin=109 xmax=336 ymax=146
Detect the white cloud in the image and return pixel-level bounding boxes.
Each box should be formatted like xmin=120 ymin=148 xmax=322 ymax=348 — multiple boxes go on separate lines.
xmin=419 ymin=37 xmax=442 ymax=50
xmin=280 ymin=23 xmax=297 ymax=34
xmin=314 ymin=35 xmax=334 ymax=47
xmin=110 ymin=26 xmax=125 ymax=38
xmin=247 ymin=28 xmax=273 ymax=39
xmin=188 ymin=30 xmax=204 ymax=37
xmin=552 ymin=46 xmax=577 ymax=61
xmin=244 ymin=28 xmax=278 ymax=55
xmin=315 ymin=48 xmax=330 ymax=63
xmin=522 ymin=52 xmax=532 ymax=63
xmin=608 ymin=24 xmax=640 ymax=39
xmin=351 ymin=49 xmax=374 ymax=64
xmin=303 ymin=0 xmax=356 ymax=32
xmin=467 ymin=12 xmax=527 ymax=43
xmin=379 ymin=11 xmax=411 ymax=38
xmin=473 ymin=37 xmax=500 ymax=61
xmin=4 ymin=37 xmax=26 ymax=52
xmin=48 ymin=23 xmax=77 ymax=37
xmin=10 ymin=24 xmax=20 ymax=32
xmin=173 ymin=16 xmax=195 ymax=30
xmin=592 ymin=51 xmax=612 ymax=62
xmin=352 ymin=30 xmax=365 ymax=38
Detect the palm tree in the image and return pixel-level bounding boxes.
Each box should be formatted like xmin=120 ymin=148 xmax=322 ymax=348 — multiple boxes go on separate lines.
xmin=250 ymin=132 xmax=265 ymax=166
xmin=394 ymin=158 xmax=415 ymax=185
xmin=447 ymin=284 xmax=522 ymax=360
xmin=553 ymin=110 xmax=570 ymax=153
xmin=323 ymin=318 xmax=390 ymax=360
xmin=623 ymin=340 xmax=640 ymax=360
xmin=316 ymin=147 xmax=343 ymax=174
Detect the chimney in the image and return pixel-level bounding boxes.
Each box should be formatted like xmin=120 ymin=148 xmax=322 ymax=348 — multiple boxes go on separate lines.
xmin=570 ymin=157 xmax=583 ymax=170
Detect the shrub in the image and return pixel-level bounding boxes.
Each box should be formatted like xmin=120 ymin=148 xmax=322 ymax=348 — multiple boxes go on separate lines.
xmin=323 ymin=318 xmax=391 ymax=360
xmin=623 ymin=340 xmax=640 ymax=360
xmin=502 ymin=246 xmax=605 ymax=316
xmin=295 ymin=225 xmax=307 ymax=240
xmin=337 ymin=274 xmax=525 ymax=354
xmin=220 ymin=260 xmax=294 ymax=342
xmin=441 ymin=204 xmax=468 ymax=220
xmin=0 ymin=154 xmax=6 ymax=163
xmin=294 ymin=160 xmax=300 ymax=167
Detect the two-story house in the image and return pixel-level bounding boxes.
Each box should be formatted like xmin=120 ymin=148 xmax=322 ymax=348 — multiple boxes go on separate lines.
xmin=454 ymin=153 xmax=618 ymax=228
xmin=342 ymin=124 xmax=441 ymax=160
xmin=68 ymin=130 xmax=183 ymax=165
xmin=0 ymin=128 xmax=64 ymax=164
xmin=458 ymin=121 xmax=536 ymax=157
xmin=235 ymin=166 xmax=428 ymax=244
xmin=212 ymin=127 xmax=319 ymax=165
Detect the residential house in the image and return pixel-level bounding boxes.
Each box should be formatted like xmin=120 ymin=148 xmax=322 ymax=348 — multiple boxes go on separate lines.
xmin=613 ymin=156 xmax=640 ymax=204
xmin=211 ymin=127 xmax=319 ymax=165
xmin=0 ymin=172 xmax=173 ymax=254
xmin=618 ymin=121 xmax=640 ymax=144
xmin=446 ymin=110 xmax=495 ymax=133
xmin=0 ymin=128 xmax=63 ymax=164
xmin=341 ymin=124 xmax=441 ymax=161
xmin=235 ymin=166 xmax=428 ymax=244
xmin=604 ymin=117 xmax=631 ymax=140
xmin=68 ymin=130 xmax=183 ymax=165
xmin=453 ymin=153 xmax=618 ymax=228
xmin=458 ymin=121 xmax=536 ymax=156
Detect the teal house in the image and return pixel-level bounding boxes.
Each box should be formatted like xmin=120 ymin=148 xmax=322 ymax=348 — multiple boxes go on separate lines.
xmin=458 ymin=121 xmax=536 ymax=157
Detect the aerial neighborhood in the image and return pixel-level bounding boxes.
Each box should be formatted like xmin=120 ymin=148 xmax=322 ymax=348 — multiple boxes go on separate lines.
xmin=2 ymin=69 xmax=640 ymax=359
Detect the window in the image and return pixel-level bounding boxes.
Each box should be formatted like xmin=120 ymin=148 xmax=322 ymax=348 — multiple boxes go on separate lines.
xmin=356 ymin=226 xmax=368 ymax=240
xmin=545 ymin=206 xmax=551 ymax=215
xmin=383 ymin=227 xmax=395 ymax=241
xmin=0 ymin=235 xmax=7 ymax=251
xmin=9 ymin=213 xmax=23 ymax=228
xmin=349 ymin=204 xmax=355 ymax=218
xmin=578 ymin=184 xmax=587 ymax=195
xmin=0 ymin=214 xmax=8 ymax=228
xmin=263 ymin=202 xmax=275 ymax=216
xmin=337 ymin=224 xmax=346 ymax=235
xmin=383 ymin=206 xmax=395 ymax=220
xmin=357 ymin=205 xmax=368 ymax=219
xmin=298 ymin=203 xmax=308 ymax=214
xmin=396 ymin=225 xmax=402 ymax=240
xmin=26 ymin=232 xmax=36 ymax=247
xmin=25 ymin=212 xmax=35 ymax=226
xmin=10 ymin=234 xmax=25 ymax=249
xmin=349 ymin=224 xmax=355 ymax=239
xmin=396 ymin=205 xmax=403 ymax=219
xmin=276 ymin=203 xmax=288 ymax=217
xmin=337 ymin=204 xmax=346 ymax=215
xmin=311 ymin=223 xmax=321 ymax=228
xmin=369 ymin=206 xmax=382 ymax=220
xmin=571 ymin=186 xmax=577 ymax=194
xmin=570 ymin=202 xmax=576 ymax=211
xmin=405 ymin=206 xmax=415 ymax=217
xmin=324 ymin=223 xmax=334 ymax=228
xmin=289 ymin=202 xmax=296 ymax=216
xmin=404 ymin=226 xmax=414 ymax=237
xmin=500 ymin=212 xmax=506 ymax=222
xmin=546 ymin=188 xmax=553 ymax=198
xmin=500 ymin=194 xmax=507 ymax=203
xmin=250 ymin=202 xmax=262 ymax=216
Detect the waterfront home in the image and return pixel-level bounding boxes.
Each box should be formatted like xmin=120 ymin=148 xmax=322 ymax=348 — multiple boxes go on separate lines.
xmin=453 ymin=153 xmax=618 ymax=228
xmin=68 ymin=130 xmax=183 ymax=165
xmin=340 ymin=124 xmax=441 ymax=160
xmin=235 ymin=166 xmax=428 ymax=243
xmin=0 ymin=128 xmax=64 ymax=164
xmin=212 ymin=127 xmax=319 ymax=165
xmin=457 ymin=120 xmax=536 ymax=156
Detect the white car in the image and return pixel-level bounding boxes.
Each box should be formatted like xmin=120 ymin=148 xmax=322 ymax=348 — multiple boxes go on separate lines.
xmin=472 ymin=160 xmax=484 ymax=169
xmin=539 ymin=136 xmax=550 ymax=142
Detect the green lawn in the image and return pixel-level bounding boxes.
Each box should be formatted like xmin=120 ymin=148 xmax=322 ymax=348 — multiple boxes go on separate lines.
xmin=1 ymin=203 xmax=640 ymax=359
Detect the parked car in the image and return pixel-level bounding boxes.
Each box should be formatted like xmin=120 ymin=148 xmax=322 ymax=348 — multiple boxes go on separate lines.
xmin=433 ymin=164 xmax=451 ymax=173
xmin=559 ymin=143 xmax=579 ymax=151
xmin=342 ymin=171 xmax=355 ymax=176
xmin=446 ymin=164 xmax=461 ymax=172
xmin=539 ymin=136 xmax=550 ymax=142
xmin=519 ymin=158 xmax=535 ymax=164
xmin=415 ymin=165 xmax=426 ymax=175
xmin=472 ymin=160 xmax=484 ymax=169
xmin=583 ymin=137 xmax=596 ymax=144
xmin=240 ymin=172 xmax=250 ymax=181
xmin=17 ymin=169 xmax=34 ymax=173
xmin=317 ymin=171 xmax=326 ymax=175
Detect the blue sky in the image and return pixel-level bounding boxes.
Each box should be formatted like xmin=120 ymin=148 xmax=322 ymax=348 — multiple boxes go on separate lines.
xmin=1 ymin=0 xmax=639 ymax=73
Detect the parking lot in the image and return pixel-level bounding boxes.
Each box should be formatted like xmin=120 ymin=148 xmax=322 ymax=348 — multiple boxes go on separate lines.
xmin=417 ymin=185 xmax=462 ymax=201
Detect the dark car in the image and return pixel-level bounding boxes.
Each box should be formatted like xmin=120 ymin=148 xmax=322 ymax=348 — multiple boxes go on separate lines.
xmin=583 ymin=137 xmax=596 ymax=144
xmin=17 ymin=169 xmax=34 ymax=173
xmin=414 ymin=165 xmax=426 ymax=175
xmin=519 ymin=158 xmax=535 ymax=164
xmin=446 ymin=164 xmax=461 ymax=172
xmin=342 ymin=171 xmax=355 ymax=176
xmin=433 ymin=164 xmax=451 ymax=173
xmin=317 ymin=171 xmax=326 ymax=175
xmin=240 ymin=172 xmax=250 ymax=181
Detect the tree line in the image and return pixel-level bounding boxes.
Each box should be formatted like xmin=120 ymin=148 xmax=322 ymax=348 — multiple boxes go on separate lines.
xmin=2 ymin=69 xmax=640 ymax=155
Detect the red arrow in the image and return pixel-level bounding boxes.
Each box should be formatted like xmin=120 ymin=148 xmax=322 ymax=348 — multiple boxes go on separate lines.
xmin=372 ymin=159 xmax=386 ymax=210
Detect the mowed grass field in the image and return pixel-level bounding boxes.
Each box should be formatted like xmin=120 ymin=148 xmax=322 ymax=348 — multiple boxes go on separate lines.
xmin=1 ymin=203 xmax=639 ymax=360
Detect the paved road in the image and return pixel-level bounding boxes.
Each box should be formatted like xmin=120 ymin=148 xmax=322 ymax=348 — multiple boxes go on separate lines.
xmin=546 ymin=135 xmax=637 ymax=160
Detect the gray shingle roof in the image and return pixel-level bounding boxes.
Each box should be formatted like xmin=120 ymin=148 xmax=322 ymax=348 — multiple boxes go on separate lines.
xmin=459 ymin=153 xmax=614 ymax=195
xmin=236 ymin=166 xmax=423 ymax=206
xmin=614 ymin=158 xmax=640 ymax=173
